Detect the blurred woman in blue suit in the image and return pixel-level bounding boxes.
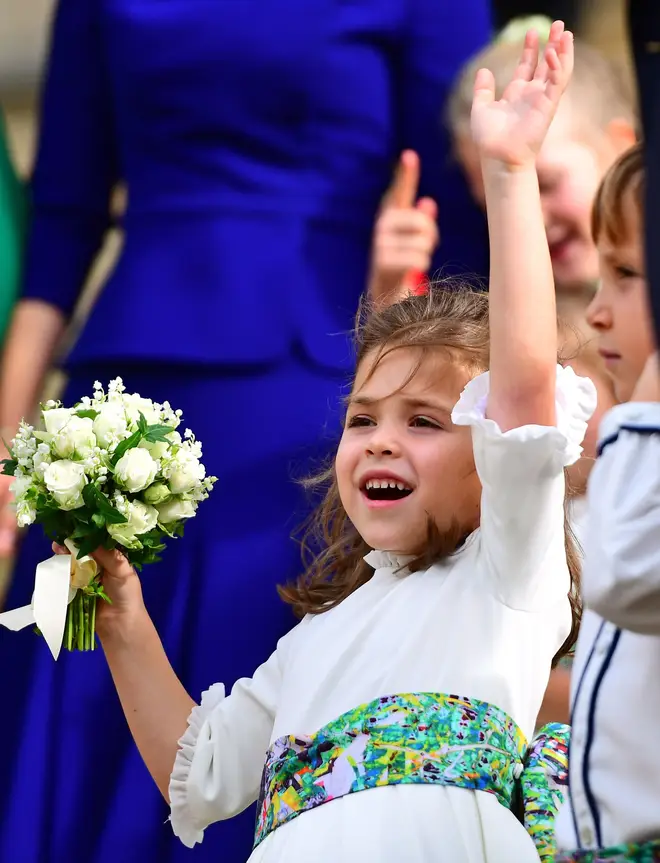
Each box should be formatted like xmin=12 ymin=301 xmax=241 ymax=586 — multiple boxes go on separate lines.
xmin=0 ymin=2 xmax=490 ymax=861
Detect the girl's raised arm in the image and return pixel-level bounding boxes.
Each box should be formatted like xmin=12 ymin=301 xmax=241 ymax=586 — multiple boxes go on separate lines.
xmin=471 ymin=21 xmax=574 ymax=432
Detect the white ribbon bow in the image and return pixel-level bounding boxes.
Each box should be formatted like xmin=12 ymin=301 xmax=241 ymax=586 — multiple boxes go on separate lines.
xmin=0 ymin=539 xmax=100 ymax=660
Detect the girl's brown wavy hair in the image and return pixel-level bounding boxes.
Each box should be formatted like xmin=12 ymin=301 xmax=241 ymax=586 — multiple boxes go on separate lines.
xmin=279 ymin=283 xmax=582 ymax=665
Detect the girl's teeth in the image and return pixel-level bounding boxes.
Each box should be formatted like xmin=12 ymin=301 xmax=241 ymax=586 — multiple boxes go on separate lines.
xmin=365 ymin=479 xmax=410 ymax=490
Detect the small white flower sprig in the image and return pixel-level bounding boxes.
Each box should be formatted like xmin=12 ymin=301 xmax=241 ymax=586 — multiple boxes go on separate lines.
xmin=0 ymin=378 xmax=217 ymax=653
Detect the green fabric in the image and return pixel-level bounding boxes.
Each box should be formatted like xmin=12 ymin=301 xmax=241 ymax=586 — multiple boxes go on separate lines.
xmin=0 ymin=113 xmax=26 ymax=343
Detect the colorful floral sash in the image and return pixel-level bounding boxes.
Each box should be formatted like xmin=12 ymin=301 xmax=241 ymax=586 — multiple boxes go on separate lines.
xmin=555 ymin=842 xmax=660 ymax=862
xmin=254 ymin=692 xmax=569 ymax=861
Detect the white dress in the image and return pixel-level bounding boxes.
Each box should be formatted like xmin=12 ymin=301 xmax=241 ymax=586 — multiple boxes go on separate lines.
xmin=169 ymin=366 xmax=596 ymax=863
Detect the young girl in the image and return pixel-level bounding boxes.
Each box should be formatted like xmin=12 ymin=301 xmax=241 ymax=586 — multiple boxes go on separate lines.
xmin=62 ymin=22 xmax=594 ymax=863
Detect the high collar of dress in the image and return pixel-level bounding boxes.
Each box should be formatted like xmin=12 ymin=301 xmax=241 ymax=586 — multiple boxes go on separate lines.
xmin=364 ymin=550 xmax=416 ymax=571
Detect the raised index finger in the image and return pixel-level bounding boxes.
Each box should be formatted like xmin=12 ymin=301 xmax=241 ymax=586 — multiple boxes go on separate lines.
xmin=389 ymin=150 xmax=420 ymax=209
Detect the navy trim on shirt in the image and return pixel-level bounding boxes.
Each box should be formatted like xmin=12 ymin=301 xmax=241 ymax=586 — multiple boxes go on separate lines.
xmin=598 ymin=424 xmax=660 ymax=457
xmin=582 ymin=627 xmax=622 ymax=846
xmin=568 ymin=622 xmax=603 ymax=848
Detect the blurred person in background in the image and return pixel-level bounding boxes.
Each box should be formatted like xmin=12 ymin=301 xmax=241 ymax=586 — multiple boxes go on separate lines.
xmin=371 ymin=16 xmax=637 ymax=305
xmin=447 ymin=15 xmax=636 ymax=295
xmin=0 ymin=2 xmax=491 ymax=863
xmin=0 ymin=112 xmax=25 ymax=344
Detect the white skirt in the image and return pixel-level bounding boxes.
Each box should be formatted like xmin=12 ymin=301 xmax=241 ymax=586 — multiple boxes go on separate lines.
xmin=249 ymin=784 xmax=540 ymax=863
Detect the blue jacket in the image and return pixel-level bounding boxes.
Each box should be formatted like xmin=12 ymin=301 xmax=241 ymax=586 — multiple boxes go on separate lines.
xmin=23 ymin=0 xmax=491 ymax=369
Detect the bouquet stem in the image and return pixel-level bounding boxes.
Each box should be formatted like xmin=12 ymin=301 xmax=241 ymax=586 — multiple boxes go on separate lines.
xmin=64 ymin=591 xmax=99 ymax=653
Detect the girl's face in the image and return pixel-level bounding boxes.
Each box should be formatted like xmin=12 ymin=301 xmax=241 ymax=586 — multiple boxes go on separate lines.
xmin=335 ymin=347 xmax=482 ymax=555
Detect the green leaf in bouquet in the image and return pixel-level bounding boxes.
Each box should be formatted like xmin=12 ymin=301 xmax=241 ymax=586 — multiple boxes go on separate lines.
xmin=83 ymin=484 xmax=128 ymax=525
xmin=36 ymin=508 xmax=69 ymax=540
xmin=75 ymin=409 xmax=99 ymax=420
xmin=143 ymin=424 xmax=175 ymax=444
xmin=76 ymin=531 xmax=106 ymax=559
xmin=1 ymin=458 xmax=17 ymax=476
xmin=92 ymin=512 xmax=106 ymax=529
xmin=71 ymin=521 xmax=95 ymax=541
xmin=110 ymin=430 xmax=143 ymax=466
xmin=140 ymin=529 xmax=167 ymax=553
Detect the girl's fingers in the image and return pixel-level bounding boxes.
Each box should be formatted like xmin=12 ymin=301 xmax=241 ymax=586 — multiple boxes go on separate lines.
xmin=500 ymin=30 xmax=538 ymax=102
xmin=534 ymin=19 xmax=564 ymax=83
xmin=52 ymin=542 xmax=69 ymax=555
xmin=514 ymin=29 xmax=539 ymax=83
xmin=545 ymin=31 xmax=574 ymax=105
xmin=90 ymin=546 xmax=133 ymax=577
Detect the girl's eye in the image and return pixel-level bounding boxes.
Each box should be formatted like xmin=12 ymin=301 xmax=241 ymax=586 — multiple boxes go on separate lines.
xmin=346 ymin=415 xmax=374 ymax=428
xmin=614 ymin=264 xmax=639 ymax=280
xmin=411 ymin=416 xmax=441 ymax=429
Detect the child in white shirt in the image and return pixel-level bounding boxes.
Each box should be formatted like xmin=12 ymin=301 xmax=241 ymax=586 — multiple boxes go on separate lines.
xmin=59 ymin=22 xmax=595 ymax=863
xmin=554 ymin=144 xmax=660 ymax=862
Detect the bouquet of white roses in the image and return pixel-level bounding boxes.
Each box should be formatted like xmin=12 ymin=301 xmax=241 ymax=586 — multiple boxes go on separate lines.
xmin=0 ymin=378 xmax=216 ymax=658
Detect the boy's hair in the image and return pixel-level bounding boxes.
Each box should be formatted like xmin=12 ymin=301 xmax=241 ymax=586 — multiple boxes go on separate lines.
xmin=279 ymin=284 xmax=582 ymax=666
xmin=591 ymin=142 xmax=644 ymax=246
xmin=447 ymin=18 xmax=636 ymax=140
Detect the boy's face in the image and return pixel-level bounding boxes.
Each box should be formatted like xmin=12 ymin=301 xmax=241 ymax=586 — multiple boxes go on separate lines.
xmin=455 ymin=98 xmax=634 ymax=292
xmin=587 ymin=195 xmax=656 ymax=403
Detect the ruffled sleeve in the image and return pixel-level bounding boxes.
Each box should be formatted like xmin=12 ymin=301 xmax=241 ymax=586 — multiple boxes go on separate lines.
xmin=452 ymin=365 xmax=596 ymax=611
xmin=168 ymin=640 xmax=287 ymax=847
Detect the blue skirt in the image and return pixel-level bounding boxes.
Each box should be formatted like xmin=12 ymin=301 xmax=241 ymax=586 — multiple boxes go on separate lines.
xmin=0 ymin=355 xmax=347 ymax=863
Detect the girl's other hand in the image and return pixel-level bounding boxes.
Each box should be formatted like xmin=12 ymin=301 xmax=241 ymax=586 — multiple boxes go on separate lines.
xmin=52 ymin=542 xmax=146 ymax=637
xmin=369 ymin=150 xmax=439 ymax=307
xmin=471 ymin=19 xmax=574 ymax=170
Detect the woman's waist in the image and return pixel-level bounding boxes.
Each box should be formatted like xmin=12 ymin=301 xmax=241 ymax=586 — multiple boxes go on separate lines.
xmin=120 ymin=184 xmax=381 ymax=226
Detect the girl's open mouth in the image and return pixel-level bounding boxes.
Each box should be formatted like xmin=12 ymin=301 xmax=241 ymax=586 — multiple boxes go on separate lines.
xmin=362 ymin=478 xmax=413 ymax=502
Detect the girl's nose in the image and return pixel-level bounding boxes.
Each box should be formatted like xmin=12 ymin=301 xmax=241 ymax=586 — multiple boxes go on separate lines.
xmin=366 ymin=429 xmax=400 ymax=457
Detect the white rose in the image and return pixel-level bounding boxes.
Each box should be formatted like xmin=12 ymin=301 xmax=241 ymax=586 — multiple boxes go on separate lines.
xmin=142 ymin=482 xmax=172 ymax=505
xmin=43 ymin=460 xmax=87 ymax=510
xmin=108 ymin=500 xmax=158 ymax=546
xmin=42 ymin=407 xmax=74 ymax=435
xmin=51 ymin=416 xmax=97 ymax=459
xmin=168 ymin=451 xmax=206 ymax=495
xmin=93 ymin=404 xmax=128 ymax=447
xmin=121 ymin=394 xmax=161 ymax=427
xmin=114 ymin=448 xmax=158 ymax=493
xmin=156 ymin=497 xmax=197 ymax=524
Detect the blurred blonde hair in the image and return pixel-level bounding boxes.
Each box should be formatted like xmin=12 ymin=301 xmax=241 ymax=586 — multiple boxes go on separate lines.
xmin=447 ymin=16 xmax=636 ymax=140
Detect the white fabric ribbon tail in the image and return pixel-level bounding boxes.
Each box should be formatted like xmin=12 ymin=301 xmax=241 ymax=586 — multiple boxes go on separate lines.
xmin=0 ymin=539 xmax=100 ymax=660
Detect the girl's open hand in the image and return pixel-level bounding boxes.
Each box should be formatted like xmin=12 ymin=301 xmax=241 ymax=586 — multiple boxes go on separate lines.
xmin=470 ymin=19 xmax=574 ymax=169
